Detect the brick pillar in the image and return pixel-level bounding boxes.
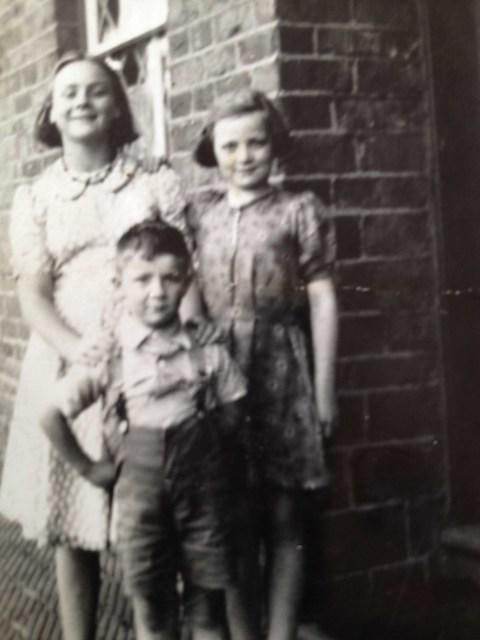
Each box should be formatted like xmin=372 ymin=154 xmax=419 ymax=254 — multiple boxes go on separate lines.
xmin=167 ymin=0 xmax=447 ymax=630
xmin=278 ymin=0 xmax=446 ymax=630
xmin=0 ymin=0 xmax=82 ymax=468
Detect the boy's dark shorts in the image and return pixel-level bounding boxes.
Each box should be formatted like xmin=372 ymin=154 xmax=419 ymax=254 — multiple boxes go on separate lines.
xmin=114 ymin=417 xmax=233 ymax=600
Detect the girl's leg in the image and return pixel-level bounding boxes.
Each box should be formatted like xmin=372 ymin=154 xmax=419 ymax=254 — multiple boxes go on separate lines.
xmin=55 ymin=546 xmax=100 ymax=640
xmin=226 ymin=490 xmax=262 ymax=640
xmin=264 ymin=489 xmax=305 ymax=640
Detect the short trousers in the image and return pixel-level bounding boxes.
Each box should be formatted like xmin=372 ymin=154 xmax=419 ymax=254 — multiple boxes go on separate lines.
xmin=114 ymin=417 xmax=233 ymax=598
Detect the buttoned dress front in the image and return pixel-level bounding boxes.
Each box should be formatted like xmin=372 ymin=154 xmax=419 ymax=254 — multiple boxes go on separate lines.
xmin=191 ymin=188 xmax=336 ymax=489
xmin=0 ymin=156 xmax=189 ymax=548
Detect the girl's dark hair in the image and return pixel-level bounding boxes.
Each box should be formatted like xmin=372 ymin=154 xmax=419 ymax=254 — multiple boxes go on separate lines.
xmin=35 ymin=50 xmax=138 ymax=149
xmin=193 ymin=88 xmax=293 ymax=168
xmin=116 ymin=220 xmax=191 ymax=269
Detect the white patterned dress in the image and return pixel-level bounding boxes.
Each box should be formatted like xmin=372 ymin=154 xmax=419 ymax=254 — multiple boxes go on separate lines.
xmin=0 ymin=155 xmax=189 ymax=549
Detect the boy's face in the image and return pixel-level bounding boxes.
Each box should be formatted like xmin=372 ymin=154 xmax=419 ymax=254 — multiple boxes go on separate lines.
xmin=119 ymin=252 xmax=190 ymax=329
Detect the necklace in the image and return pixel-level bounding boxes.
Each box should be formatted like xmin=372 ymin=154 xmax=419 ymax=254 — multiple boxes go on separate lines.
xmin=62 ymin=157 xmax=116 ymax=186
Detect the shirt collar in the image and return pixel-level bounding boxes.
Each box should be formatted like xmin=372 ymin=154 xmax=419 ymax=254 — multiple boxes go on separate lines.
xmin=118 ymin=313 xmax=193 ymax=355
xmin=48 ymin=153 xmax=140 ymax=201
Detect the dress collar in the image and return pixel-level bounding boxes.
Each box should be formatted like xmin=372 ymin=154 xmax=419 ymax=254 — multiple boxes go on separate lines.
xmin=48 ymin=152 xmax=140 ymax=201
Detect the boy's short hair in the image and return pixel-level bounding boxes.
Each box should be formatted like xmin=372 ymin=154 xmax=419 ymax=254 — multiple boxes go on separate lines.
xmin=116 ymin=220 xmax=191 ymax=271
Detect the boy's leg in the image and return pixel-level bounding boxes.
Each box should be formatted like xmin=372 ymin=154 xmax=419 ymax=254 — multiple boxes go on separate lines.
xmin=184 ymin=584 xmax=227 ymax=640
xmin=132 ymin=591 xmax=178 ymax=640
xmin=264 ymin=488 xmax=305 ymax=640
xmin=55 ymin=546 xmax=100 ymax=640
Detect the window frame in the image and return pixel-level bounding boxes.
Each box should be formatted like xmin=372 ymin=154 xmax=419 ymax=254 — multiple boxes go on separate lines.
xmin=84 ymin=0 xmax=168 ymax=56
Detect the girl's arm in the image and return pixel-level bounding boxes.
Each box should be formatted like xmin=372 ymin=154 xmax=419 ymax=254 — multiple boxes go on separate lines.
xmin=17 ymin=272 xmax=81 ymax=362
xmin=308 ymin=276 xmax=338 ymax=437
xmin=41 ymin=406 xmax=116 ymax=489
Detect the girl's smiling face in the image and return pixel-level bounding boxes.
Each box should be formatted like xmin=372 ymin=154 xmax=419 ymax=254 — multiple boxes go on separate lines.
xmin=50 ymin=60 xmax=119 ymax=144
xmin=213 ymin=111 xmax=274 ymax=192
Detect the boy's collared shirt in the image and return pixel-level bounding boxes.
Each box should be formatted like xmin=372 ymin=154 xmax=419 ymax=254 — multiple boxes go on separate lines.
xmin=53 ymin=314 xmax=246 ymax=429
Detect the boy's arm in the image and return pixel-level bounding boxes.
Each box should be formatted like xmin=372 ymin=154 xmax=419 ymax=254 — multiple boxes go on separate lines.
xmin=40 ymin=369 xmax=117 ymax=489
xmin=307 ymin=275 xmax=338 ymax=437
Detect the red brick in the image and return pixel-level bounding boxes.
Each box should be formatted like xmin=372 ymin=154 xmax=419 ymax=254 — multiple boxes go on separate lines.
xmin=193 ymin=84 xmax=215 ymax=112
xmin=215 ymin=71 xmax=251 ymax=96
xmin=368 ymin=387 xmax=442 ymax=441
xmin=353 ymin=29 xmax=420 ymax=59
xmin=316 ymin=28 xmax=354 ymax=56
xmin=169 ymin=29 xmax=190 ymax=59
xmin=191 ymin=19 xmax=213 ymax=51
xmin=254 ymin=0 xmax=276 ymax=25
xmin=363 ymin=213 xmax=430 ymax=257
xmin=336 ymin=98 xmax=426 ymax=131
xmin=318 ymin=505 xmax=407 ymax=574
xmin=238 ymin=27 xmax=277 ymax=65
xmin=282 ymin=179 xmax=331 ymax=209
xmin=338 ymin=353 xmax=437 ymax=390
xmin=170 ymin=118 xmax=204 ymax=152
xmin=351 ymin=442 xmax=444 ymax=504
xmin=292 ymin=133 xmax=355 ymax=173
xmin=170 ymin=91 xmax=192 ymax=118
xmin=335 ymin=393 xmax=366 ymax=445
xmin=278 ymin=26 xmax=314 ymax=55
xmin=214 ymin=4 xmax=255 ymax=42
xmin=409 ymin=497 xmax=445 ymax=556
xmin=280 ymin=95 xmax=331 ymax=130
xmin=277 ymin=0 xmax=351 ymax=23
xmin=327 ymin=450 xmax=351 ymax=509
xmin=170 ymin=57 xmax=205 ymax=88
xmin=338 ymin=257 xmax=435 ymax=312
xmin=250 ymin=62 xmax=279 ymax=92
xmin=334 ymin=216 xmax=361 ymax=260
xmin=358 ymin=59 xmax=424 ymax=97
xmin=358 ymin=133 xmax=426 ymax=172
xmin=334 ymin=176 xmax=428 ymax=209
xmin=204 ymin=44 xmax=236 ymax=78
xmin=387 ymin=312 xmax=436 ymax=351
xmin=339 ymin=313 xmax=386 ymax=356
xmin=354 ymin=0 xmax=418 ymax=29
xmin=281 ymin=59 xmax=353 ymax=93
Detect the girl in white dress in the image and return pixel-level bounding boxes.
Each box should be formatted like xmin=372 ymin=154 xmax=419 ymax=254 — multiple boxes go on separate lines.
xmin=0 ymin=51 xmax=189 ymax=639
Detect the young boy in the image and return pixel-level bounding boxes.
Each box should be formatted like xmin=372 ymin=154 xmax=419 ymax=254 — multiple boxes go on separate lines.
xmin=40 ymin=222 xmax=247 ymax=640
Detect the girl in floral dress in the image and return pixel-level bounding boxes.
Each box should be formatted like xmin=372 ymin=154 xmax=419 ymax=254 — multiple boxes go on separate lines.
xmin=0 ymin=52 xmax=189 ymax=639
xmin=191 ymin=89 xmax=338 ymax=640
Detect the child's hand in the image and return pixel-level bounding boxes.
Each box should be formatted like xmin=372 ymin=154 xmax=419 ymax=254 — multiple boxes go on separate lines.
xmin=84 ymin=458 xmax=117 ymax=489
xmin=73 ymin=334 xmax=111 ymax=369
xmin=315 ymin=382 xmax=338 ymax=439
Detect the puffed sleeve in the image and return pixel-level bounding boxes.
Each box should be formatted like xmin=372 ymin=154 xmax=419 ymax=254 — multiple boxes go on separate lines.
xmin=295 ymin=191 xmax=336 ymax=283
xmin=9 ymin=184 xmax=53 ymax=277
xmin=187 ymin=189 xmax=225 ymax=250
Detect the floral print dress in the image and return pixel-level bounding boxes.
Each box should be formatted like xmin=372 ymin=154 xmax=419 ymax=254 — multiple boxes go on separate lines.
xmin=190 ymin=188 xmax=336 ymax=489
xmin=0 ymin=155 xmax=188 ymax=548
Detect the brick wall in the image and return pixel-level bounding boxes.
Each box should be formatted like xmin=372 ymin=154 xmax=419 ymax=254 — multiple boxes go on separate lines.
xmin=0 ymin=0 xmax=82 ymax=468
xmin=0 ymin=0 xmax=448 ymax=634
xmin=167 ymin=0 xmax=447 ymax=633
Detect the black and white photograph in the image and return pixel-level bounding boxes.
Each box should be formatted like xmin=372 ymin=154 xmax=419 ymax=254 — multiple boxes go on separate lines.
xmin=0 ymin=1 xmax=477 ymax=639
